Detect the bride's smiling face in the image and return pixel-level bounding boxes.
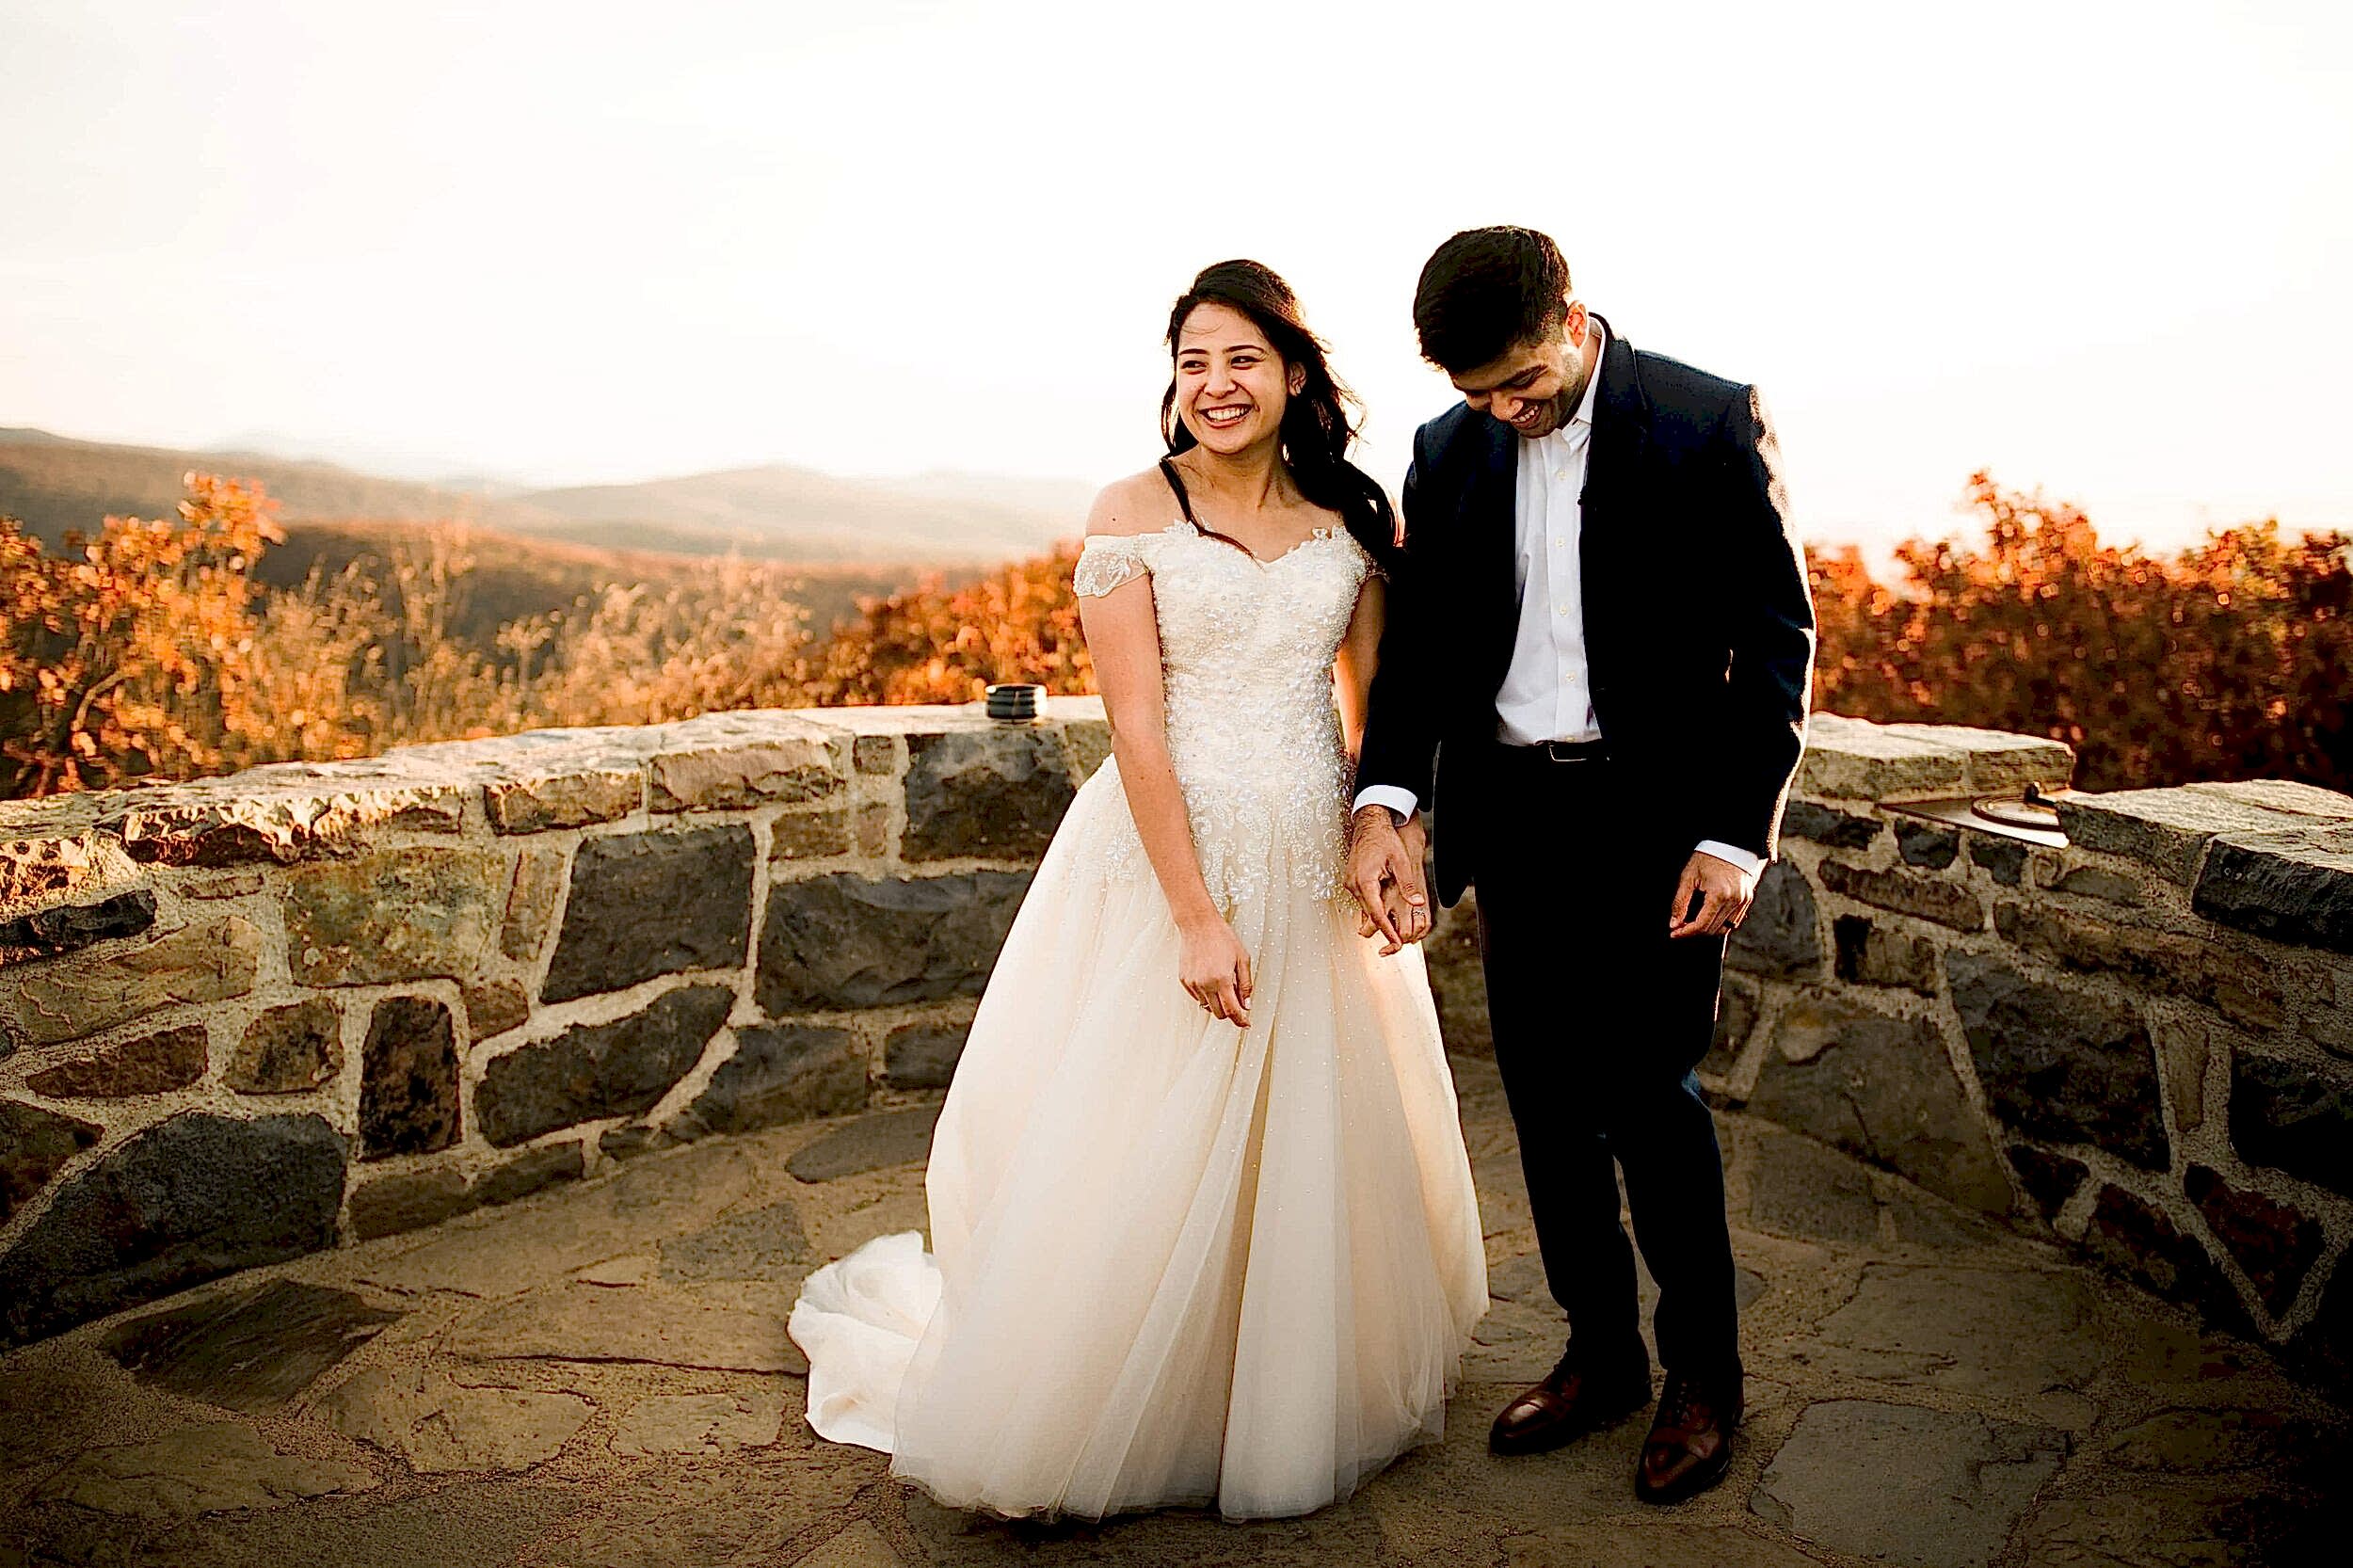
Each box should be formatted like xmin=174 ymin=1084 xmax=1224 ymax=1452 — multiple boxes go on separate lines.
xmin=1174 ymin=303 xmax=1305 ymax=455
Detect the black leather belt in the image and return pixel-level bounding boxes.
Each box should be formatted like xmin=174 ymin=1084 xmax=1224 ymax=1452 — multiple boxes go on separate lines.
xmin=1497 ymin=737 xmax=1610 ymax=763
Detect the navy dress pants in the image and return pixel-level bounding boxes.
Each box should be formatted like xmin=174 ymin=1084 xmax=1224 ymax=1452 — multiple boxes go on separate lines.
xmin=1464 ymin=744 xmax=1743 ymax=1381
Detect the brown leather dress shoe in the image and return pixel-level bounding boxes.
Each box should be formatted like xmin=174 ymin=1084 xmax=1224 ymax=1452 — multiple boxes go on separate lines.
xmin=1489 ymin=1347 xmax=1652 ymax=1456
xmin=1634 ymin=1368 xmax=1743 ymax=1504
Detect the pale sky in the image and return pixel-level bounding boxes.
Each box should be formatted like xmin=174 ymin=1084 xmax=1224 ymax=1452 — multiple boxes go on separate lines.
xmin=3 ymin=0 xmax=2348 ymax=556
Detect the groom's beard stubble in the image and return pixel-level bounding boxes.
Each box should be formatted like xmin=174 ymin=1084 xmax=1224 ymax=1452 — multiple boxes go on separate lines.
xmin=1549 ymin=335 xmax=1596 ymax=431
xmin=1513 ymin=342 xmax=1589 ymax=440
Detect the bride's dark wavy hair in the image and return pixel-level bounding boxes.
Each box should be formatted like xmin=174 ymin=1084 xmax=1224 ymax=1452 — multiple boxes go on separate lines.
xmin=1158 ymin=260 xmax=1401 ymax=571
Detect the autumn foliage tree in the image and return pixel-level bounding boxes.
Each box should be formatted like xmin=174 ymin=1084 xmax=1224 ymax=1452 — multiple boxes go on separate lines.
xmin=1 ymin=474 xmax=283 ymax=796
xmin=1810 ymin=472 xmax=2351 ymax=792
xmin=777 ymin=543 xmax=1095 ymax=707
xmin=3 ymin=471 xmax=2345 ymax=802
xmin=1 ymin=476 xmax=817 ymax=798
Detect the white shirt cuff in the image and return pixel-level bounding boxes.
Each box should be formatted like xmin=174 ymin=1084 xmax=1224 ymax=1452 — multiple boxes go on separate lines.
xmin=1352 ymin=785 xmax=1420 ymax=823
xmin=1694 ymin=840 xmax=1765 ymax=878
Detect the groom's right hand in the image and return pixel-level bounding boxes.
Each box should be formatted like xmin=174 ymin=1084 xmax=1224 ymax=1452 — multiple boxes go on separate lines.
xmin=1349 ymin=805 xmax=1432 ymax=952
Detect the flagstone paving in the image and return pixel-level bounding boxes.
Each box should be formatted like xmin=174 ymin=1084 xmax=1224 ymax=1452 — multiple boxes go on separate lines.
xmin=2 ymin=1055 xmax=2346 ymax=1567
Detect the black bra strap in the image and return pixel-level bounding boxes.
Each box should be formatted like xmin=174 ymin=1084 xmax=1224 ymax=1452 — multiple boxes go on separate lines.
xmin=1158 ymin=456 xmax=1197 ymax=523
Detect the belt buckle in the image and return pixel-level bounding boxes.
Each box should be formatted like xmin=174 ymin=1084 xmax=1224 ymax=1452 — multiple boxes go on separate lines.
xmin=1544 ymin=739 xmax=1592 ymax=763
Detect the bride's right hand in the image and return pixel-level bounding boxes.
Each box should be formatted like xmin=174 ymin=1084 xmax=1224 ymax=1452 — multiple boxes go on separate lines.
xmin=1177 ymin=916 xmax=1253 ymax=1027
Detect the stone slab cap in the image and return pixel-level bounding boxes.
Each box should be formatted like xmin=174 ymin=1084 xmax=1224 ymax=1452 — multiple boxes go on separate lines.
xmin=0 ymin=703 xmax=1124 ymax=903
xmin=0 ymin=721 xmax=685 ymax=899
xmin=645 ymin=710 xmax=847 ymax=813
xmin=402 ymin=723 xmax=650 ymax=760
xmin=793 ymin=695 xmax=1107 ymax=740
xmin=791 ymin=704 xmax=1001 ymax=743
xmin=2193 ymin=822 xmax=2353 ymax=954
xmin=481 ymin=767 xmax=642 ymax=833
xmin=408 ymin=726 xmax=659 ymax=833
xmin=798 ymin=698 xmax=1112 ymax=786
xmin=0 ymin=791 xmax=119 ymax=840
xmin=2057 ymin=782 xmax=2353 ymax=885
xmin=1798 ymin=713 xmax=2073 ymax=804
xmin=1878 ymin=722 xmax=2077 ymax=794
xmin=0 ymin=793 xmax=125 ymax=910
xmin=2182 ymin=779 xmax=2353 ymax=822
xmin=100 ymin=760 xmax=472 ymax=870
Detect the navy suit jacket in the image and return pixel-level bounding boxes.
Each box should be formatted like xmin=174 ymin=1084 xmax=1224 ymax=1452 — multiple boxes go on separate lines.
xmin=1355 ymin=317 xmax=1817 ymax=907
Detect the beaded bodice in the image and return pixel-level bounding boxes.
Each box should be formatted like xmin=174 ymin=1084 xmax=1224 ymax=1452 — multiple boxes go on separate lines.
xmin=1070 ymin=519 xmax=1375 ymax=907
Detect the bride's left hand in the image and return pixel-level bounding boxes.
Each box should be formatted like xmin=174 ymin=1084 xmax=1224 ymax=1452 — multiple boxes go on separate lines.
xmin=1177 ymin=914 xmax=1254 ymax=1027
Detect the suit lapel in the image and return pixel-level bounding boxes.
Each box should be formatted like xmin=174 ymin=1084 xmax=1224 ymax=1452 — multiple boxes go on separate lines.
xmin=1466 ymin=412 xmax=1520 ymax=683
xmin=1475 ymin=410 xmax=1517 ymax=589
xmin=1578 ymin=316 xmax=1644 ymax=650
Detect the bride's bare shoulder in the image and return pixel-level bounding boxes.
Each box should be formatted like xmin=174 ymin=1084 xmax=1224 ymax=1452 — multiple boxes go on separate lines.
xmin=1084 ymin=466 xmax=1184 ymax=538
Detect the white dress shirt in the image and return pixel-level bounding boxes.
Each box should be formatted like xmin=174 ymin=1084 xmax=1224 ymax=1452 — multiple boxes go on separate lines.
xmin=1354 ymin=318 xmax=1765 ymax=879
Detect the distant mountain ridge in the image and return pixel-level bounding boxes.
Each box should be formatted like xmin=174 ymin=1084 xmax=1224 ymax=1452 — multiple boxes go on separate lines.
xmin=0 ymin=427 xmax=1088 ymax=564
xmin=0 ymin=427 xmax=564 ymax=549
xmin=512 ymin=462 xmax=1088 ymax=563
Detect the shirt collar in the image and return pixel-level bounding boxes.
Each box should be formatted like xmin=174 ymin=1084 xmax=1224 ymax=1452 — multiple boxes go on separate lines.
xmin=1569 ymin=315 xmax=1606 ymax=432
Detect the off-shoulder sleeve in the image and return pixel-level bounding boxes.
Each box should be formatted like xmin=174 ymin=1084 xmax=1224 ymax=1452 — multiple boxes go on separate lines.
xmin=1073 ymin=533 xmax=1153 ymax=598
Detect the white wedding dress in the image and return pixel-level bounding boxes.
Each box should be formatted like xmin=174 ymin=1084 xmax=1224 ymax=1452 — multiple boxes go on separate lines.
xmin=786 ymin=518 xmax=1487 ymax=1522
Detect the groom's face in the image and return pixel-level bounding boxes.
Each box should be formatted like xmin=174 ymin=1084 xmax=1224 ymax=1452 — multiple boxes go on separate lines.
xmin=1449 ymin=301 xmax=1590 ymax=440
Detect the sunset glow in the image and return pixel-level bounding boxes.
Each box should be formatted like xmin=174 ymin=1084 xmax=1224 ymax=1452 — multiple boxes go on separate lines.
xmin=2 ymin=0 xmax=2347 ymax=553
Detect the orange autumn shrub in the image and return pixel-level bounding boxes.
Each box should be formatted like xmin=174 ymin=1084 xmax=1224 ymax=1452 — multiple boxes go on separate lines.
xmin=777 ymin=542 xmax=1094 ymax=707
xmin=784 ymin=472 xmax=2349 ymax=795
xmin=5 ymin=472 xmax=2343 ymax=801
xmin=1 ymin=477 xmax=819 ymax=798
xmin=1 ymin=474 xmax=285 ymax=796
xmin=1810 ymin=472 xmax=2352 ymax=792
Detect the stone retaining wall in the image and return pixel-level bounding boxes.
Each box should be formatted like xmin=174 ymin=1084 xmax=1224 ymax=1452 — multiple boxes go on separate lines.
xmin=3 ymin=703 xmax=2349 ymax=1391
xmin=0 ymin=703 xmax=1107 ymax=1349
xmin=1679 ymin=715 xmax=2353 ymax=1390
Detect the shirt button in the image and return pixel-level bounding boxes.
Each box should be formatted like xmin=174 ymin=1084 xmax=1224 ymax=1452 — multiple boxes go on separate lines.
xmin=1556 ymin=469 xmax=1571 ymax=481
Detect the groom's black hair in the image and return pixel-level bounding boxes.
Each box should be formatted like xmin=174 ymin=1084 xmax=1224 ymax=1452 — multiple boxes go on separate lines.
xmin=1413 ymin=227 xmax=1572 ymax=373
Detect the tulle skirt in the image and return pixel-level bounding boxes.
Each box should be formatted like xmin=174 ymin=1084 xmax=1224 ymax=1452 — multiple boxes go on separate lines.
xmin=786 ymin=764 xmax=1487 ymax=1521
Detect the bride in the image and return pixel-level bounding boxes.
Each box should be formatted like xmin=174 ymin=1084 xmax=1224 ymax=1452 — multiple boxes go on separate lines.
xmin=786 ymin=259 xmax=1487 ymax=1523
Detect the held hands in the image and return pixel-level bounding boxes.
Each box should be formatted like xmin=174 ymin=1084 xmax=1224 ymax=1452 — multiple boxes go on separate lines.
xmin=1347 ymin=807 xmax=1433 ymax=955
xmin=1178 ymin=914 xmax=1253 ymax=1026
xmin=1668 ymin=850 xmax=1758 ymax=939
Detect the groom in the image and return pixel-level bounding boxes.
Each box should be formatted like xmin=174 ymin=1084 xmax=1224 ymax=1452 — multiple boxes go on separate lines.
xmin=1347 ymin=227 xmax=1815 ymax=1503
